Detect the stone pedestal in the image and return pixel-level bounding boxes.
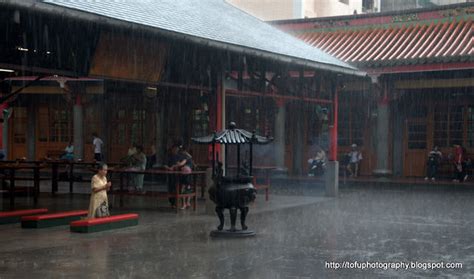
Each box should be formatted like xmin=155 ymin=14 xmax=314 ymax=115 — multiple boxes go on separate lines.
xmin=372 ymin=100 xmax=392 ymax=177
xmin=73 ymin=104 xmax=84 ymax=159
xmin=274 ymin=101 xmax=286 ymax=169
xmin=325 ymin=161 xmax=339 ymax=197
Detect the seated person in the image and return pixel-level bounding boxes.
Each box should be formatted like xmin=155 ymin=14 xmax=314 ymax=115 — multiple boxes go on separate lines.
xmin=124 ymin=145 xmax=147 ymax=192
xmin=465 ymin=158 xmax=472 ymax=181
xmin=425 ymin=146 xmax=442 ymax=181
xmin=60 ymin=141 xmax=74 ymax=161
xmin=307 ymin=147 xmax=326 ymax=176
xmin=131 ymin=145 xmax=147 ymax=192
xmin=346 ymin=144 xmax=363 ymax=177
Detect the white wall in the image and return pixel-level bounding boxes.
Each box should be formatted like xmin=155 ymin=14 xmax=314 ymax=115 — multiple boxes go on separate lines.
xmin=313 ymin=0 xmax=363 ymax=17
xmin=226 ymin=0 xmax=295 ymax=20
xmin=227 ymin=0 xmax=367 ymax=20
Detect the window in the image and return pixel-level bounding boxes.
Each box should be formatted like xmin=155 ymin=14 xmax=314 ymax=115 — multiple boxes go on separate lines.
xmin=84 ymin=102 xmax=101 ymax=144
xmin=110 ymin=107 xmax=146 ymax=145
xmin=407 ymin=121 xmax=427 ymax=149
xmin=131 ymin=109 xmax=146 ymax=145
xmin=338 ymin=94 xmax=366 ymax=146
xmin=468 ymin=106 xmax=474 ymax=148
xmin=363 ymin=0 xmax=375 ymax=11
xmin=38 ymin=106 xmax=72 ymax=143
xmin=243 ymin=107 xmax=259 ymax=133
xmin=434 ymin=105 xmax=463 ymax=147
xmin=192 ymin=105 xmax=209 ymax=137
xmin=12 ymin=107 xmax=27 ymax=144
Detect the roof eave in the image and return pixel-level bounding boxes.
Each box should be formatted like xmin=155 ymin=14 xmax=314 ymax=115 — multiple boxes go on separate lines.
xmin=202 ymin=39 xmax=366 ymax=77
xmin=2 ymin=0 xmax=364 ymax=77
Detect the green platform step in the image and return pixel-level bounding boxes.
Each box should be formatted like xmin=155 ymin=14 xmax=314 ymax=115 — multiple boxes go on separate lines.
xmin=0 ymin=209 xmax=49 ymax=225
xmin=21 ymin=210 xmax=88 ymax=228
xmin=70 ymin=213 xmax=139 ymax=233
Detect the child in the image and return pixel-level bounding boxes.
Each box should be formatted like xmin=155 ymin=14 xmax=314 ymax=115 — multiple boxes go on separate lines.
xmin=179 ymin=146 xmax=194 ymax=210
xmin=180 ymin=165 xmax=193 ymax=210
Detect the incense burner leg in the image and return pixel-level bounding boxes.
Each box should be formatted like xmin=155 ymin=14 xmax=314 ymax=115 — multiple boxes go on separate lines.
xmin=216 ymin=206 xmax=224 ymax=230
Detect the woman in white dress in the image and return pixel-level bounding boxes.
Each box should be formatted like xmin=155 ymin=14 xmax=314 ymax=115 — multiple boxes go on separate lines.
xmin=88 ymin=163 xmax=111 ymax=218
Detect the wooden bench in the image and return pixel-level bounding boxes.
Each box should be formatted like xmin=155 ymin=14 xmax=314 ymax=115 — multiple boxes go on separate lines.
xmin=70 ymin=213 xmax=139 ymax=233
xmin=0 ymin=208 xmax=48 ymax=224
xmin=21 ymin=210 xmax=88 ymax=228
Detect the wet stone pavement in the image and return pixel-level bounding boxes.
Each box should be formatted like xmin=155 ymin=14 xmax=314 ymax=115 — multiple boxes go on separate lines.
xmin=1 ymin=183 xmax=474 ymax=278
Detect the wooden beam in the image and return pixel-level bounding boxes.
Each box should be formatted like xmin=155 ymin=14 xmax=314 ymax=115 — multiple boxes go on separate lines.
xmin=225 ymin=89 xmax=332 ymax=104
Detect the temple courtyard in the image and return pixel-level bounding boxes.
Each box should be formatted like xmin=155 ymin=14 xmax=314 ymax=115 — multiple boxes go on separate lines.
xmin=0 ymin=181 xmax=473 ymax=278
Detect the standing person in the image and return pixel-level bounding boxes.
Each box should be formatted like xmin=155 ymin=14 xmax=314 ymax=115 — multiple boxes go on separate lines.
xmin=453 ymin=144 xmax=465 ymax=182
xmin=425 ymin=146 xmax=442 ymax=181
xmin=346 ymin=144 xmax=363 ymax=177
xmin=87 ymin=163 xmax=111 ymax=218
xmin=92 ymin=133 xmax=104 ymax=162
xmin=164 ymin=143 xmax=187 ymax=208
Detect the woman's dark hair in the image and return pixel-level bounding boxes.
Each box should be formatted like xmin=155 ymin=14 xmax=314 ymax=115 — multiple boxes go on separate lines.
xmin=97 ymin=162 xmax=108 ymax=171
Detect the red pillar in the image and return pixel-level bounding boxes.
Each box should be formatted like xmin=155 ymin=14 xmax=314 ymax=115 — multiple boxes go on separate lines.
xmin=329 ymin=87 xmax=338 ymax=161
xmin=0 ymin=103 xmax=9 ymax=151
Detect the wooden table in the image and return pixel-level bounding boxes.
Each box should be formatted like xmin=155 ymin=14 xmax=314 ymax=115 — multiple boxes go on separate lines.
xmin=108 ymin=168 xmax=206 ymax=213
xmin=0 ymin=162 xmax=45 ymax=209
xmin=45 ymin=160 xmax=124 ymax=194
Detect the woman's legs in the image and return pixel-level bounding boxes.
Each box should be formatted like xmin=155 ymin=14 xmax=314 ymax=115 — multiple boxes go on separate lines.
xmin=136 ymin=173 xmax=145 ymax=191
xmin=180 ymin=185 xmax=192 ymax=209
xmin=346 ymin=164 xmax=353 ymax=176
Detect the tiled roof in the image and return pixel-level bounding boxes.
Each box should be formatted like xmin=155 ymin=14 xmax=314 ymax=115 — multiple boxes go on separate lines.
xmin=294 ymin=19 xmax=472 ymax=67
xmin=192 ymin=123 xmax=272 ymax=145
xmin=275 ymin=4 xmax=473 ymax=71
xmin=41 ymin=0 xmax=361 ymax=75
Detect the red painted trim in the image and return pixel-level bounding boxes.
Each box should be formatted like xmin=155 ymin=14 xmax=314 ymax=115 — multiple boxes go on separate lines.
xmin=70 ymin=213 xmax=139 ymax=227
xmin=0 ymin=103 xmax=8 ymax=150
xmin=0 ymin=208 xmax=48 ymax=218
xmin=366 ymin=62 xmax=474 ymax=74
xmin=275 ymin=98 xmax=286 ymax=108
xmin=21 ymin=210 xmax=88 ymax=221
xmin=75 ymin=94 xmax=82 ymax=106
